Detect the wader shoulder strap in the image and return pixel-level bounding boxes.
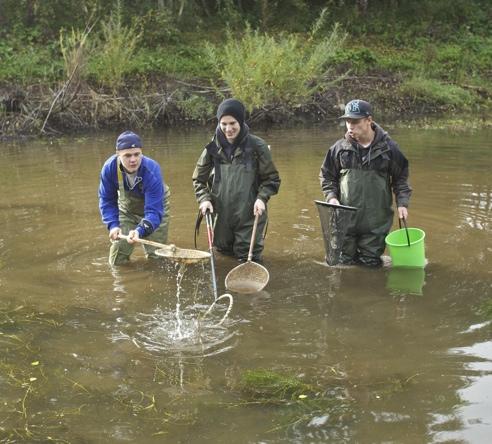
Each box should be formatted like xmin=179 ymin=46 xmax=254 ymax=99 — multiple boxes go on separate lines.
xmin=116 ymin=158 xmax=124 ymax=191
xmin=205 ymin=139 xmax=258 ymax=183
xmin=243 ymin=142 xmax=256 ymax=171
xmin=206 ymin=141 xmax=222 ymax=183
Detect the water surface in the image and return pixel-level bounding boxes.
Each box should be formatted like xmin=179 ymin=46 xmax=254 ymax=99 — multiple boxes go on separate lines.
xmin=1 ymin=124 xmax=491 ymax=443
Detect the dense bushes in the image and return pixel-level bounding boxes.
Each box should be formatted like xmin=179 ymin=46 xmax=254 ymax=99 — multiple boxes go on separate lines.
xmin=206 ymin=24 xmax=346 ymax=110
xmin=0 ymin=0 xmax=490 ymax=133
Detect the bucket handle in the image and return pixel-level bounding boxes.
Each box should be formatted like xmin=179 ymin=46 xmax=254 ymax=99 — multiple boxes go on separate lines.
xmin=398 ymin=217 xmax=411 ymax=247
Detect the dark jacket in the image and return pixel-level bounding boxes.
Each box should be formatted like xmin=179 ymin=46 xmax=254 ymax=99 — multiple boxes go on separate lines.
xmin=319 ymin=123 xmax=412 ymax=208
xmin=192 ymin=128 xmax=280 ymax=207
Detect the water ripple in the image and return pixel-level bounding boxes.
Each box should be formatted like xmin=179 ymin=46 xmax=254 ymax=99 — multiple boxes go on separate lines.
xmin=112 ymin=304 xmax=239 ymax=357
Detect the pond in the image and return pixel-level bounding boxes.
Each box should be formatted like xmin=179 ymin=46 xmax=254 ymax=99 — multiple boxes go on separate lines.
xmin=1 ymin=124 xmax=491 ymax=443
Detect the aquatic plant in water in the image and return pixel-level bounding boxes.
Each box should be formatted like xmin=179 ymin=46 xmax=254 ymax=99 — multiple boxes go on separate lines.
xmin=239 ymin=369 xmax=316 ymax=402
xmin=233 ymin=368 xmax=355 ymax=438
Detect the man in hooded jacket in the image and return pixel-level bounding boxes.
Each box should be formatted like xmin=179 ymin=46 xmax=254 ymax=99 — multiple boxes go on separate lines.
xmin=192 ymin=98 xmax=280 ymax=262
xmin=319 ymin=99 xmax=412 ymax=267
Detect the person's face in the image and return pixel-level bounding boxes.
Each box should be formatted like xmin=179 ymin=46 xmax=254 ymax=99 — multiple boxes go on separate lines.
xmin=219 ymin=115 xmax=241 ymax=143
xmin=117 ymin=147 xmax=142 ymax=173
xmin=345 ymin=117 xmax=373 ymax=142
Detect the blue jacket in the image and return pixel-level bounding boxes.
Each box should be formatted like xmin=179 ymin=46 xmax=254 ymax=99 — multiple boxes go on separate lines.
xmin=98 ymin=155 xmax=166 ymax=236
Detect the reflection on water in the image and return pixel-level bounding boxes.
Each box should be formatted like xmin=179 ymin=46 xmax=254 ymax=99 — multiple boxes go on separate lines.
xmin=386 ymin=267 xmax=426 ymax=295
xmin=0 ymin=127 xmax=491 ymax=442
xmin=433 ymin=340 xmax=492 ymax=443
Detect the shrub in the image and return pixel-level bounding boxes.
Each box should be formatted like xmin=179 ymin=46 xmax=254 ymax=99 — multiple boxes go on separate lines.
xmin=59 ymin=25 xmax=94 ymax=82
xmin=132 ymin=46 xmax=215 ymax=79
xmin=0 ymin=39 xmax=61 ymax=81
xmin=206 ymin=24 xmax=346 ymax=110
xmin=330 ymin=46 xmax=378 ymax=74
xmin=400 ymin=77 xmax=476 ymax=109
xmin=175 ymin=94 xmax=214 ymax=122
xmin=88 ymin=3 xmax=141 ymax=90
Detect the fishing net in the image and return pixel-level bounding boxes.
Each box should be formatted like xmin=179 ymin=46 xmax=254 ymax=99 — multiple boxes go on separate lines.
xmin=225 ymin=261 xmax=270 ymax=294
xmin=315 ymin=200 xmax=356 ymax=266
xmin=155 ymin=246 xmax=210 ymax=264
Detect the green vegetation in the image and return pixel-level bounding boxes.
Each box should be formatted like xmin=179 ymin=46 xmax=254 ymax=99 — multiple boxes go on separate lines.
xmin=399 ymin=77 xmax=477 ymax=110
xmin=0 ymin=303 xmax=199 ymax=440
xmin=0 ymin=0 xmax=490 ymax=134
xmin=206 ymin=24 xmax=346 ymax=111
xmin=90 ymin=3 xmax=143 ymax=90
xmin=478 ymin=299 xmax=492 ymax=320
xmin=239 ymin=368 xmax=316 ymax=401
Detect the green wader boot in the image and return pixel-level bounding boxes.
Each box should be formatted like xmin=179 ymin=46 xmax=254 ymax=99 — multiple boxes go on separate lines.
xmin=109 ymin=184 xmax=170 ymax=266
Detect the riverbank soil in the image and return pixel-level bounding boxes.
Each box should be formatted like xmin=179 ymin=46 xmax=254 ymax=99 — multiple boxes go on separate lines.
xmin=1 ymin=71 xmax=491 ymax=138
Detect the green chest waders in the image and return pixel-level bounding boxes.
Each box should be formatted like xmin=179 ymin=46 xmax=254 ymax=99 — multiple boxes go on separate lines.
xmin=108 ymin=163 xmax=170 ymax=265
xmin=339 ymin=168 xmax=393 ymax=265
xmin=211 ymin=161 xmax=267 ymax=261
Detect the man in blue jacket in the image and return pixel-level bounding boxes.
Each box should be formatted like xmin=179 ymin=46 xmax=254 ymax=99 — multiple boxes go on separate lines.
xmin=99 ymin=131 xmax=170 ymax=265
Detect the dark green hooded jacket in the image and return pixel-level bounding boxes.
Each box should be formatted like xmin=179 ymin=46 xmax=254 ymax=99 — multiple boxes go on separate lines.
xmin=192 ymin=126 xmax=280 ymax=258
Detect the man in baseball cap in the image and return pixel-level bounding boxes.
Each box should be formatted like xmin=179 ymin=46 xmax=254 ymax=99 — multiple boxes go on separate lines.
xmin=98 ymin=130 xmax=170 ymax=265
xmin=319 ymin=99 xmax=412 ymax=267
xmin=339 ymin=99 xmax=372 ymax=119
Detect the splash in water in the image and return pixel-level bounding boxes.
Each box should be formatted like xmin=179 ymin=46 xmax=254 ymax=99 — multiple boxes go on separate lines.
xmin=174 ymin=262 xmax=187 ymax=340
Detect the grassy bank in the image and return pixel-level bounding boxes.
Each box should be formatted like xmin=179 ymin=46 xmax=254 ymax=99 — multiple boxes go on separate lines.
xmin=1 ymin=2 xmax=491 ymax=137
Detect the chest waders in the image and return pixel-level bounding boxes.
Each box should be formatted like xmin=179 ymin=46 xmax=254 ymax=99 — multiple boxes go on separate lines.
xmin=208 ymin=144 xmax=267 ymax=261
xmin=339 ymin=150 xmax=393 ymax=267
xmin=109 ymin=162 xmax=170 ymax=266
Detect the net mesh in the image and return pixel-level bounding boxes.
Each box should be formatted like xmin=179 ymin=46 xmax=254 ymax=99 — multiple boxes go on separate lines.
xmin=315 ymin=202 xmax=353 ymax=265
xmin=155 ymin=247 xmax=210 ymax=264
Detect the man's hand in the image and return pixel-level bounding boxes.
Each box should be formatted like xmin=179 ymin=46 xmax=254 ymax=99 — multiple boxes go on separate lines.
xmin=254 ymin=198 xmax=266 ymax=216
xmin=199 ymin=200 xmax=213 ymax=215
xmin=328 ymin=197 xmax=340 ymax=205
xmin=127 ymin=229 xmax=140 ymax=244
xmin=109 ymin=227 xmax=121 ymax=241
xmin=398 ymin=206 xmax=408 ymax=220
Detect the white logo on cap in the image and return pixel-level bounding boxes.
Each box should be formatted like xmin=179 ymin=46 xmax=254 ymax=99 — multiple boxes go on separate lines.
xmin=349 ymin=100 xmax=361 ymax=113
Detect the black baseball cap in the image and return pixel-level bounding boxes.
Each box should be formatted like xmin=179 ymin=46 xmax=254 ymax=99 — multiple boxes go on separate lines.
xmin=339 ymin=99 xmax=372 ymax=119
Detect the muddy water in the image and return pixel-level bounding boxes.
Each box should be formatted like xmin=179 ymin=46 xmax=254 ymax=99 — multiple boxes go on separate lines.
xmin=1 ymin=125 xmax=491 ymax=443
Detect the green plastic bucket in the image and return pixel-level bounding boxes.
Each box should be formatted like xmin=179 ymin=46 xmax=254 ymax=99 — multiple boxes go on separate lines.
xmin=385 ymin=227 xmax=426 ymax=268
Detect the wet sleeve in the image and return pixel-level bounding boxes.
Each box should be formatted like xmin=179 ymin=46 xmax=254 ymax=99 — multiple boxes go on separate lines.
xmin=390 ymin=141 xmax=412 ymax=207
xmin=319 ymin=144 xmax=340 ymax=201
xmin=192 ymin=148 xmax=214 ymax=204
xmin=98 ymin=162 xmax=120 ymax=231
xmin=256 ymin=143 xmax=281 ymax=203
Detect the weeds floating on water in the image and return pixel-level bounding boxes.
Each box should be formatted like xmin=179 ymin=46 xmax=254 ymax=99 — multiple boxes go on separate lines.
xmin=239 ymin=369 xmax=316 ymax=402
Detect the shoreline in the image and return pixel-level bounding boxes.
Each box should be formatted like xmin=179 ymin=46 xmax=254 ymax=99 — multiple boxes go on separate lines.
xmin=1 ymin=75 xmax=491 ymax=140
